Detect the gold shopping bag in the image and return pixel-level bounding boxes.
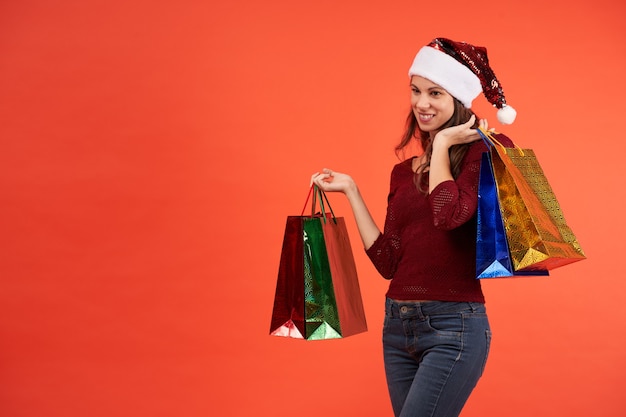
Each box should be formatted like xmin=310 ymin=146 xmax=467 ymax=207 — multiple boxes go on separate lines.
xmin=479 ymin=129 xmax=586 ymax=272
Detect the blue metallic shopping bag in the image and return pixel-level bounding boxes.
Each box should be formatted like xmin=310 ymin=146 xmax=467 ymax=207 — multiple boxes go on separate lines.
xmin=476 ymin=152 xmax=515 ymax=278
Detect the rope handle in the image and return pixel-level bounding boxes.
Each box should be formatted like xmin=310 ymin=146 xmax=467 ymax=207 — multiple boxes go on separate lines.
xmin=300 ymin=185 xmax=337 ymax=224
xmin=477 ymin=126 xmax=525 ymax=156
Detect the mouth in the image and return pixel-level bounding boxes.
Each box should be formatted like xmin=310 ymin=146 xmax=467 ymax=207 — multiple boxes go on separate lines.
xmin=418 ymin=113 xmax=435 ymax=122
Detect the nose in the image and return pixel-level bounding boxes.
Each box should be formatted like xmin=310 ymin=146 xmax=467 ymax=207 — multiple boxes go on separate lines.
xmin=414 ymin=93 xmax=430 ymax=109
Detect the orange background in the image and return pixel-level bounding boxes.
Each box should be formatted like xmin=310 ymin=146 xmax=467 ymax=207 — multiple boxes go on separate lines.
xmin=1 ymin=1 xmax=624 ymax=416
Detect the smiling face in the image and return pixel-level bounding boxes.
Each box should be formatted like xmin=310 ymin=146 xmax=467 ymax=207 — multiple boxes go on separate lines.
xmin=410 ymin=75 xmax=455 ymax=137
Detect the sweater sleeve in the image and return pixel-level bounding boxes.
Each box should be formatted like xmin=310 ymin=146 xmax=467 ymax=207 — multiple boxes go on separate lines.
xmin=428 ymin=140 xmax=488 ymax=230
xmin=365 ymin=165 xmax=403 ymax=280
xmin=365 ymin=233 xmax=397 ymax=280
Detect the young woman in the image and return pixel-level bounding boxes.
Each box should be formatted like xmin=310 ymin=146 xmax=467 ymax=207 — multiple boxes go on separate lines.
xmin=311 ymin=38 xmax=517 ymax=417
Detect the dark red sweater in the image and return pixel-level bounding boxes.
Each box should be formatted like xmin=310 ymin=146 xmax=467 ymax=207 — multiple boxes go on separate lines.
xmin=366 ymin=134 xmax=513 ymax=303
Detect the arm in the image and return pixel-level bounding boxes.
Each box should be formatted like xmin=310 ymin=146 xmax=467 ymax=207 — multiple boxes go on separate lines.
xmin=427 ymin=116 xmax=491 ymax=229
xmin=311 ymin=169 xmax=380 ymax=250
xmin=428 ymin=115 xmax=486 ymax=193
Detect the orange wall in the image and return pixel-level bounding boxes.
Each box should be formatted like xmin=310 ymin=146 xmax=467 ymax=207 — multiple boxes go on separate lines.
xmin=1 ymin=1 xmax=624 ymax=416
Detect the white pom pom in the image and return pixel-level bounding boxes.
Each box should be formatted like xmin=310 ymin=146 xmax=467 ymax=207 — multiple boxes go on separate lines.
xmin=497 ymin=105 xmax=517 ymax=124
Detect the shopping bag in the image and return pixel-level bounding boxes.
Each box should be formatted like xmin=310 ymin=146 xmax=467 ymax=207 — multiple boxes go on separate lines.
xmin=269 ymin=186 xmax=367 ymax=340
xmin=478 ymin=128 xmax=586 ymax=272
xmin=476 ymin=149 xmax=549 ymax=278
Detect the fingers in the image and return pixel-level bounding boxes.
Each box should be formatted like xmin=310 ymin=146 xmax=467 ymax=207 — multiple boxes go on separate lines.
xmin=310 ymin=168 xmax=335 ymax=187
xmin=310 ymin=172 xmax=319 ymax=187
xmin=478 ymin=118 xmax=495 ymax=132
xmin=310 ymin=172 xmax=326 ymax=187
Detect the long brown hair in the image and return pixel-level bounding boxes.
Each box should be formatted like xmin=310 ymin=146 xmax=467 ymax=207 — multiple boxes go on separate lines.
xmin=395 ymin=99 xmax=478 ymax=193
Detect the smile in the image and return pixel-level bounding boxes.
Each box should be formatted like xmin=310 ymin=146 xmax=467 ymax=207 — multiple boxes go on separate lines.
xmin=418 ymin=114 xmax=434 ymax=122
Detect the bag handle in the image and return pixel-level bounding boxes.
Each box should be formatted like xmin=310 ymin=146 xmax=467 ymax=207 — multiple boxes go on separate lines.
xmin=477 ymin=127 xmax=525 ymax=156
xmin=300 ymin=185 xmax=337 ymax=224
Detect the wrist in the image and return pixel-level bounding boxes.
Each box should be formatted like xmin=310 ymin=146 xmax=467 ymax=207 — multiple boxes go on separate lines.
xmin=432 ymin=133 xmax=451 ymax=152
xmin=344 ymin=181 xmax=360 ymax=199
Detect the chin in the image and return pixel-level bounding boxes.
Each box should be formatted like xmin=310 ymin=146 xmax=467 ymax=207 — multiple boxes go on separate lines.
xmin=417 ymin=123 xmax=438 ymax=133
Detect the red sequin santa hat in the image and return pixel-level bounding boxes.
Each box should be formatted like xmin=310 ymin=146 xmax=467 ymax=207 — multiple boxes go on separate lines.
xmin=408 ymin=38 xmax=517 ymax=124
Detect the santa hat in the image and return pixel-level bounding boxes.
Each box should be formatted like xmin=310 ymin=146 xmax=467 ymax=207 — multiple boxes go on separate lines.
xmin=408 ymin=38 xmax=517 ymax=124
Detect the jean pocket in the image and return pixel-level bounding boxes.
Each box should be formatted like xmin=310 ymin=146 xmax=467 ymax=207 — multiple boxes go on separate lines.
xmin=426 ymin=314 xmax=463 ymax=338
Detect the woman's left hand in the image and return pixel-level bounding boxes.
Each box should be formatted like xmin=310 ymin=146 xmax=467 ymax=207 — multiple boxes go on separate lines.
xmin=427 ymin=116 xmax=490 ymax=194
xmin=433 ymin=115 xmax=489 ymax=149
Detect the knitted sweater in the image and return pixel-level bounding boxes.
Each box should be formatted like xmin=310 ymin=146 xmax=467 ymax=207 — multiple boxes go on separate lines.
xmin=366 ymin=134 xmax=513 ymax=303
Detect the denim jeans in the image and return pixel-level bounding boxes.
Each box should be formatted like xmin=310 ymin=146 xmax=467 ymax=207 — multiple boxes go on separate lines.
xmin=383 ymin=298 xmax=492 ymax=417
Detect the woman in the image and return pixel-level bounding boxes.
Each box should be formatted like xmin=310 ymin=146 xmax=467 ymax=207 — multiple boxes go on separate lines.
xmin=311 ymin=38 xmax=517 ymax=417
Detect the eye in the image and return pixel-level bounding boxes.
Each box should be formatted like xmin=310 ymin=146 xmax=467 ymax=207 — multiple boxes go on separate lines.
xmin=410 ymin=86 xmax=420 ymax=94
xmin=430 ymin=90 xmax=443 ymax=97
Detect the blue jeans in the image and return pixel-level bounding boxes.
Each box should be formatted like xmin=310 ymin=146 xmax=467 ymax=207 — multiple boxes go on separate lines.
xmin=383 ymin=298 xmax=492 ymax=417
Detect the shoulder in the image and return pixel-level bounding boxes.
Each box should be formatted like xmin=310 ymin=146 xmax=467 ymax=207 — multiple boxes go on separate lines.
xmin=391 ymin=157 xmax=414 ymax=175
xmin=388 ymin=157 xmax=415 ymax=187
xmin=462 ymin=131 xmax=517 ymax=168
xmin=468 ymin=132 xmax=516 ymax=155
xmin=493 ymin=132 xmax=515 ymax=148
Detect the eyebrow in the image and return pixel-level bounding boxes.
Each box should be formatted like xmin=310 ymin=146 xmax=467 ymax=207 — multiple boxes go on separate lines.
xmin=410 ymin=84 xmax=444 ymax=91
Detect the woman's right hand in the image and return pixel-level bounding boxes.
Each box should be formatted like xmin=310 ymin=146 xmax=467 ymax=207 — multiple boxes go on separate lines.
xmin=310 ymin=168 xmax=356 ymax=195
xmin=311 ymin=168 xmax=381 ymax=248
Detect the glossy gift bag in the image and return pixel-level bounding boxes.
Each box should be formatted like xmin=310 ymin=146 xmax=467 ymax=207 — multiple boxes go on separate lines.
xmin=478 ymin=129 xmax=586 ymax=272
xmin=269 ymin=186 xmax=367 ymax=340
xmin=476 ymin=151 xmax=548 ymax=278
